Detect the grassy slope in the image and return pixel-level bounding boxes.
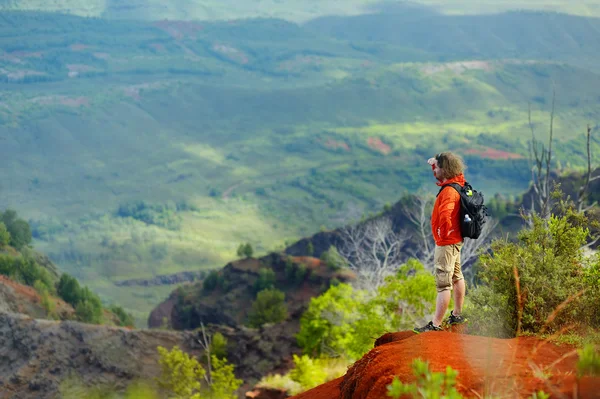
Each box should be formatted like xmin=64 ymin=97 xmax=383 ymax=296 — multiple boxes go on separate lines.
xmin=1 ymin=11 xmax=599 ymax=324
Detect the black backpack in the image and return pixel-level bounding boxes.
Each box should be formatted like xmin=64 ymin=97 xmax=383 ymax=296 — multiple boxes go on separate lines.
xmin=437 ymin=182 xmax=488 ymax=239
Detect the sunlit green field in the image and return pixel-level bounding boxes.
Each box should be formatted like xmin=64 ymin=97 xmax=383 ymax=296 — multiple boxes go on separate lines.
xmin=1 ymin=10 xmax=600 ymax=325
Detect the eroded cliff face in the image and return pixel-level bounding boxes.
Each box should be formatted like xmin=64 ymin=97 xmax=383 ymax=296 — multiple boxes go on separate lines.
xmin=0 ymin=311 xmax=308 ymax=399
xmin=0 ymin=312 xmax=201 ymax=398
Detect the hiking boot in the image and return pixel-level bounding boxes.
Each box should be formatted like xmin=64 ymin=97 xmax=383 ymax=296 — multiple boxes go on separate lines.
xmin=413 ymin=321 xmax=443 ymax=333
xmin=447 ymin=311 xmax=467 ymax=325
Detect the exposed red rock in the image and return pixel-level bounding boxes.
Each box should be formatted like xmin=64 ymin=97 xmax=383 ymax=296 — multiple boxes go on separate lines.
xmin=290 ymin=331 xmax=599 ymax=399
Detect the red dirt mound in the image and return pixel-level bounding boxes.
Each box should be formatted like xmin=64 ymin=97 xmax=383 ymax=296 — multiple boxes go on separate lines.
xmin=291 ymin=331 xmax=599 ymax=399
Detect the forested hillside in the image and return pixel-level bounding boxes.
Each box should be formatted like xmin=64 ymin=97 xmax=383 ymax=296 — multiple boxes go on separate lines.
xmin=0 ymin=6 xmax=599 ymax=323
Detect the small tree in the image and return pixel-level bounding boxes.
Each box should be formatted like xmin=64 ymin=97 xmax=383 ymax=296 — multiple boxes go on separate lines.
xmin=0 ymin=222 xmax=10 ymax=248
xmin=253 ymin=268 xmax=276 ymax=293
xmin=247 ymin=288 xmax=287 ymax=328
xmin=237 ymin=243 xmax=254 ymax=258
xmin=157 ymin=346 xmax=205 ymax=398
xmin=320 ymin=246 xmax=346 ymax=271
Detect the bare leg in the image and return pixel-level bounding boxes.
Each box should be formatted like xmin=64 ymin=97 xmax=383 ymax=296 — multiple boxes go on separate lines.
xmin=453 ymin=279 xmax=466 ymax=316
xmin=432 ymin=290 xmax=451 ymax=326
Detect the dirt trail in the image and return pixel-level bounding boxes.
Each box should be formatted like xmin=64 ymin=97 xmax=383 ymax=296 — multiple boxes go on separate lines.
xmin=291 ymin=331 xmax=599 ymax=399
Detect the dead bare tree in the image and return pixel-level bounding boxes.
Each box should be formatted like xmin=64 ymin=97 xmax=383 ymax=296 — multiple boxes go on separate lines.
xmin=197 ymin=322 xmax=213 ymax=386
xmin=401 ymin=192 xmax=435 ymax=269
xmin=460 ymin=217 xmax=498 ymax=267
xmin=527 ymin=88 xmax=556 ymax=224
xmin=337 ymin=216 xmax=408 ymax=292
xmin=577 ymin=124 xmax=599 ymax=213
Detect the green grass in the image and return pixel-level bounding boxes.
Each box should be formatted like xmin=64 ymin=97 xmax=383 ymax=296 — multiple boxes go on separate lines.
xmin=1 ymin=11 xmax=600 ymax=324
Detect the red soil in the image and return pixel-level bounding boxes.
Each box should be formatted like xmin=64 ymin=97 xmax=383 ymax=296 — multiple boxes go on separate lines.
xmin=367 ymin=137 xmax=392 ymax=155
xmin=465 ymin=147 xmax=524 ymax=160
xmin=324 ymin=139 xmax=351 ymax=152
xmin=291 ymin=331 xmax=599 ymax=399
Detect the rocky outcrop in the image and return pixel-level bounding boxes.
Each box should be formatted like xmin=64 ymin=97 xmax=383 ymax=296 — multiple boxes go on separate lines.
xmin=115 ymin=270 xmax=206 ymax=287
xmin=149 ymin=253 xmax=354 ymax=330
xmin=0 ymin=312 xmax=201 ymax=398
xmin=291 ymin=331 xmax=599 ymax=399
xmin=0 ymin=311 xmax=305 ymax=399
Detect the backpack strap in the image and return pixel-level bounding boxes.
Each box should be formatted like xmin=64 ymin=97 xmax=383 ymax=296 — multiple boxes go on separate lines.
xmin=436 ymin=183 xmax=463 ymax=197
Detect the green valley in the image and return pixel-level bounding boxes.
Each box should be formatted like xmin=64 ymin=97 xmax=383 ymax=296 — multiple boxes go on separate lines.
xmin=1 ymin=6 xmax=599 ymax=324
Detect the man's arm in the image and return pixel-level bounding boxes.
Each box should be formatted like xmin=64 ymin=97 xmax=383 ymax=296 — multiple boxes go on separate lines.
xmin=436 ymin=189 xmax=459 ymax=240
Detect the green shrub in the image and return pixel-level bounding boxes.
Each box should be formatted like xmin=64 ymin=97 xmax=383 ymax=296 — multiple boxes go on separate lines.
xmin=203 ymin=270 xmax=225 ymax=292
xmin=298 ymin=260 xmax=435 ymax=360
xmin=577 ymin=345 xmax=600 ymax=377
xmin=0 ymin=209 xmax=32 ymax=250
xmin=208 ymin=354 xmax=243 ymax=399
xmin=157 ymin=345 xmax=205 ymax=398
xmin=247 ymin=288 xmax=287 ymax=328
xmin=210 ymin=332 xmax=228 ymax=360
xmin=34 ymin=279 xmax=56 ymax=318
xmin=386 ymin=359 xmax=461 ymax=399
xmin=289 ymin=354 xmax=327 ymax=392
xmin=0 ymin=222 xmax=10 ymax=247
xmin=110 ymin=305 xmax=135 ymax=327
xmin=57 ymin=273 xmax=83 ymax=306
xmin=0 ymin=253 xmax=54 ymax=292
xmin=253 ymin=268 xmax=276 ymax=293
xmin=156 ymin=346 xmax=242 ymax=399
xmin=319 ymin=246 xmax=346 ymax=271
xmin=58 ymin=273 xmax=103 ymax=324
xmin=471 ymin=213 xmax=591 ymax=336
xmin=237 ymin=243 xmax=254 ymax=258
xmin=75 ymin=288 xmax=103 ymax=324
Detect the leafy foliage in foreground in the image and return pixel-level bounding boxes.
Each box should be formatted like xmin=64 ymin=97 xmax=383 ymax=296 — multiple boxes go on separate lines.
xmin=386 ymin=359 xmax=549 ymax=399
xmin=298 ymin=259 xmax=435 ymax=359
xmin=469 ymin=208 xmax=600 ymax=337
xmin=157 ymin=345 xmax=241 ymax=399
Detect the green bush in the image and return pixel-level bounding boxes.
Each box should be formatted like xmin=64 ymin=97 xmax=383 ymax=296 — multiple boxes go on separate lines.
xmin=157 ymin=345 xmax=205 ymax=398
xmin=208 ymin=355 xmax=243 ymax=399
xmin=253 ymin=268 xmax=276 ymax=294
xmin=110 ymin=305 xmax=135 ymax=327
xmin=237 ymin=243 xmax=254 ymax=258
xmin=75 ymin=288 xmax=103 ymax=324
xmin=210 ymin=332 xmax=228 ymax=360
xmin=319 ymin=246 xmax=346 ymax=271
xmin=247 ymin=288 xmax=287 ymax=328
xmin=57 ymin=273 xmax=83 ymax=305
xmin=289 ymin=354 xmax=327 ymax=392
xmin=0 ymin=222 xmax=10 ymax=247
xmin=203 ymin=270 xmax=225 ymax=292
xmin=156 ymin=346 xmax=242 ymax=399
xmin=58 ymin=273 xmax=104 ymax=324
xmin=0 ymin=253 xmax=54 ymax=292
xmin=297 ymin=260 xmax=435 ymax=360
xmin=577 ymin=345 xmax=600 ymax=377
xmin=34 ymin=279 xmax=56 ymax=318
xmin=386 ymin=359 xmax=461 ymax=399
xmin=470 ymin=212 xmax=593 ymax=336
xmin=0 ymin=209 xmax=32 ymax=250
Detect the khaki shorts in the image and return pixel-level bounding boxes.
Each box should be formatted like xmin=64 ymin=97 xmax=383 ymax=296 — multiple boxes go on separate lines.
xmin=434 ymin=243 xmax=464 ymax=292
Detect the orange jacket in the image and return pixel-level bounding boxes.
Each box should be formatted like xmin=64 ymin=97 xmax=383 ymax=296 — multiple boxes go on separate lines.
xmin=431 ymin=173 xmax=465 ymax=246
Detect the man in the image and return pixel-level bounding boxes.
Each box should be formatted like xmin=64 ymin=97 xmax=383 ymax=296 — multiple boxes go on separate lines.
xmin=414 ymin=152 xmax=468 ymax=333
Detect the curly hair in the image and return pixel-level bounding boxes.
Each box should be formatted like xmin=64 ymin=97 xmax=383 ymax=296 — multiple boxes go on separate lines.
xmin=436 ymin=152 xmax=466 ymax=179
